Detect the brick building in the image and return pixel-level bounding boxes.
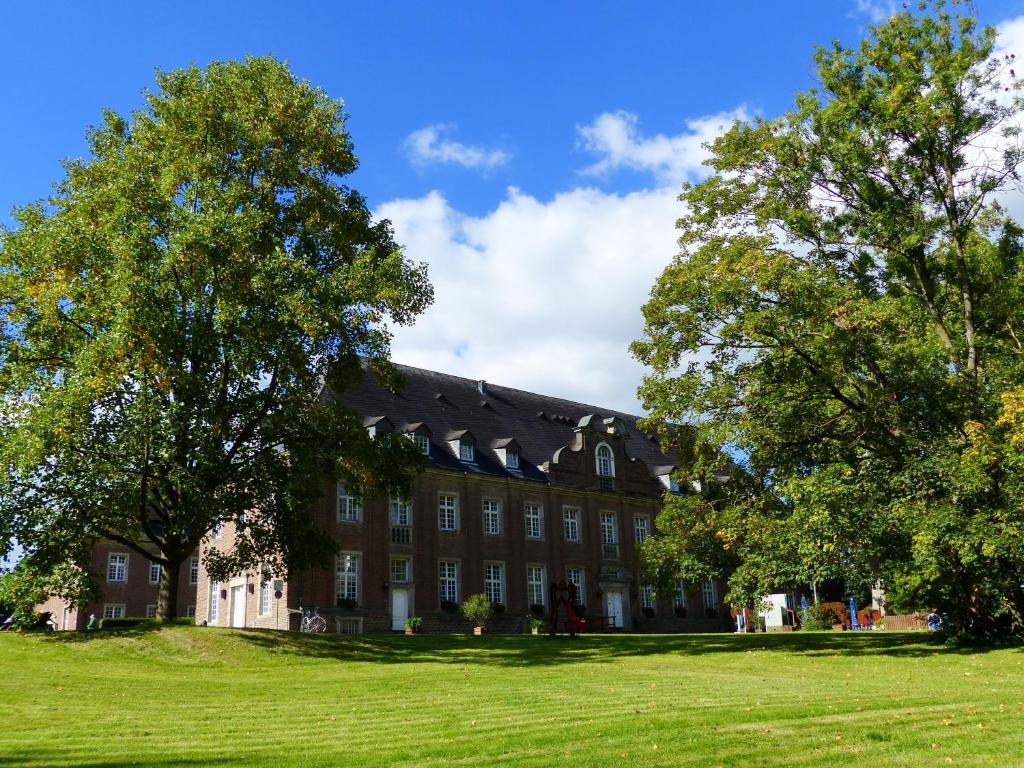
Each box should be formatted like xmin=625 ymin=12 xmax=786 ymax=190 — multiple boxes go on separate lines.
xmin=38 ymin=540 xmax=199 ymax=629
xmin=196 ymin=364 xmax=730 ymax=634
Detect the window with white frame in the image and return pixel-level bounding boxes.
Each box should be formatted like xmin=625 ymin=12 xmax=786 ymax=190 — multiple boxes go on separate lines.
xmin=527 ymin=565 xmax=546 ymax=607
xmin=595 ymin=443 xmax=615 ymax=477
xmin=337 ymin=482 xmax=362 ymax=523
xmin=506 ymin=450 xmax=520 ymax=470
xmin=673 ymin=580 xmax=687 ymax=608
xmin=148 ymin=561 xmax=161 ymax=585
xmin=145 ymin=605 xmax=157 ymax=618
xmin=482 ymin=499 xmax=502 ymax=535
xmin=213 ymin=521 xmax=223 ymax=539
xmin=107 ymin=553 xmax=127 ymax=583
xmin=260 ymin=576 xmax=272 ymax=615
xmin=390 ymin=496 xmax=412 ymax=527
xmin=189 ymin=557 xmax=199 ymax=586
xmin=525 ymin=503 xmax=543 ymax=539
xmin=459 ymin=441 xmax=475 ymax=462
xmin=484 ymin=562 xmax=505 ymax=605
xmin=634 ymin=515 xmax=650 ymax=544
xmin=566 ymin=567 xmax=585 ymax=607
xmin=640 ymin=584 xmax=655 ymax=610
xmin=438 ymin=494 xmax=458 ymax=531
xmin=186 ymin=605 xmax=196 ymax=618
xmin=600 ymin=512 xmax=619 ymax=558
xmin=208 ymin=581 xmax=220 ymax=623
xmin=702 ymin=581 xmax=717 ymax=613
xmin=439 ymin=560 xmax=459 ymax=604
xmin=390 ymin=557 xmax=410 ymax=583
xmin=563 ymin=507 xmax=580 ymax=542
xmin=413 ymin=433 xmax=430 ymax=455
xmin=336 ymin=554 xmax=360 ymax=604
xmin=103 ymin=604 xmax=126 ymax=619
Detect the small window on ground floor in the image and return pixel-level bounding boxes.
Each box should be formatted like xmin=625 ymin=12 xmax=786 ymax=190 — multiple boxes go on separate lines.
xmin=103 ymin=604 xmax=126 ymax=619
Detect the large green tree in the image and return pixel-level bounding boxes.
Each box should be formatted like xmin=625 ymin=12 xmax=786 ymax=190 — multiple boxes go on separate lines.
xmin=0 ymin=57 xmax=432 ymax=621
xmin=634 ymin=3 xmax=1024 ymax=640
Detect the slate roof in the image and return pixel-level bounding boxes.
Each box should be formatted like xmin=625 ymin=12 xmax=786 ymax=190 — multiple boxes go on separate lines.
xmin=329 ymin=362 xmax=678 ymax=484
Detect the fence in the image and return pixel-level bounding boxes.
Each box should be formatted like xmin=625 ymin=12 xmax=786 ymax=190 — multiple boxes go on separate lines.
xmin=881 ymin=612 xmax=928 ymax=631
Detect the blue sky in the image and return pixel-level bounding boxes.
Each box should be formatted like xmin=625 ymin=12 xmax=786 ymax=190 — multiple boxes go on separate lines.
xmin=4 ymin=0 xmax=1024 ymax=411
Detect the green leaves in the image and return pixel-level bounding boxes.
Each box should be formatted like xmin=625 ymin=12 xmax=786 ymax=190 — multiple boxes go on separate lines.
xmin=0 ymin=57 xmax=432 ymax=619
xmin=635 ymin=2 xmax=1024 ymax=639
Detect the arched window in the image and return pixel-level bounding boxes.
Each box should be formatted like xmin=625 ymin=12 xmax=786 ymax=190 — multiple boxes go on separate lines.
xmin=595 ymin=443 xmax=615 ymax=477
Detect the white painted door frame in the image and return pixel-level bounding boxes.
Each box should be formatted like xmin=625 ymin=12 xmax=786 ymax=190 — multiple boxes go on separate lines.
xmin=391 ymin=588 xmax=410 ymax=631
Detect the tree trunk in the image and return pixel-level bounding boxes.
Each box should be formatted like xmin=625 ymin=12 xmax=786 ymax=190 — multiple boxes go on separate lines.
xmin=156 ymin=560 xmax=181 ymax=623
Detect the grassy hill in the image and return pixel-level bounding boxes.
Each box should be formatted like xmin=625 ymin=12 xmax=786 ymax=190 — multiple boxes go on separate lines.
xmin=0 ymin=628 xmax=1021 ymax=767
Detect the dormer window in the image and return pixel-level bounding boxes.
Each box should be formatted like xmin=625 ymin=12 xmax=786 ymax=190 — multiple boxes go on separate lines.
xmin=506 ymin=451 xmax=520 ymax=470
xmin=447 ymin=430 xmax=476 ymax=464
xmin=595 ymin=443 xmax=615 ymax=477
xmin=413 ymin=434 xmax=430 ymax=455
xmin=491 ymin=438 xmax=521 ymax=471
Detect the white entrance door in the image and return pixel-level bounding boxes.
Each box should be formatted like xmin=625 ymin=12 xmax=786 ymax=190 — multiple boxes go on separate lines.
xmin=231 ymin=585 xmax=246 ymax=628
xmin=606 ymin=591 xmax=624 ymax=628
xmin=391 ymin=589 xmax=409 ymax=631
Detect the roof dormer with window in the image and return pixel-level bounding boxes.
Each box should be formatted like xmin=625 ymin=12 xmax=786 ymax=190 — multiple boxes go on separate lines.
xmin=491 ymin=438 xmax=522 ymax=472
xmin=446 ymin=430 xmax=477 ymax=464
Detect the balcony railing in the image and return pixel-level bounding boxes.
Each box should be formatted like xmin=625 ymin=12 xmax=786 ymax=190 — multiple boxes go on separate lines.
xmin=391 ymin=526 xmax=411 ymax=545
xmin=601 ymin=543 xmax=620 ymax=559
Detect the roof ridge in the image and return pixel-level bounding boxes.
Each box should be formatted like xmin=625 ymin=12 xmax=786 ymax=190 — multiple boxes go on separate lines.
xmin=391 ymin=361 xmax=645 ymax=422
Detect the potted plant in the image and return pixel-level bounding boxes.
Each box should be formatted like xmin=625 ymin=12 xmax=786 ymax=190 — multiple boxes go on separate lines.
xmin=461 ymin=593 xmax=494 ymax=635
xmin=404 ymin=616 xmax=423 ymax=635
xmin=528 ymin=616 xmax=546 ymax=635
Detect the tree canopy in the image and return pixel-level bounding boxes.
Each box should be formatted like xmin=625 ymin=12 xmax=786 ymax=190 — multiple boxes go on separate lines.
xmin=633 ymin=3 xmax=1024 ymax=639
xmin=0 ymin=57 xmax=432 ymax=621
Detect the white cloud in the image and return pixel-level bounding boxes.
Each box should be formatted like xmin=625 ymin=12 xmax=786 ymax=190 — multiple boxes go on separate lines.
xmin=378 ymin=186 xmax=682 ymax=414
xmin=404 ymin=124 xmax=510 ymax=170
xmin=849 ymin=0 xmax=899 ymax=24
xmin=577 ymin=108 xmax=750 ymax=185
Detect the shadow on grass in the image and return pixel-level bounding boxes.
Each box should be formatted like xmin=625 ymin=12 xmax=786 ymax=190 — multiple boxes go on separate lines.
xmin=0 ymin=755 xmax=246 ymax=768
xmin=39 ymin=624 xmax=1018 ymax=666
xmin=221 ymin=627 xmax=1002 ymax=665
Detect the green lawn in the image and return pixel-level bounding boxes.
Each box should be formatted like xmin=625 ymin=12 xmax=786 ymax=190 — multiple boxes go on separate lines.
xmin=1 ymin=628 xmax=1022 ymax=767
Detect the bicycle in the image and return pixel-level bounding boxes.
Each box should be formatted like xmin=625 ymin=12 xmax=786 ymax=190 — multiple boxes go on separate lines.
xmin=289 ymin=606 xmax=327 ymax=633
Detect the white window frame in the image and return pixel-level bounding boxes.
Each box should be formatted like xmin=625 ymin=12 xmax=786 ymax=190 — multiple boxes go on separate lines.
xmin=506 ymin=450 xmax=520 ymax=470
xmin=390 ymin=496 xmax=412 ymax=527
xmin=413 ymin=433 xmax=430 ymax=455
xmin=563 ymin=507 xmax=580 ymax=542
xmin=484 ymin=561 xmax=505 ymax=605
xmin=525 ymin=503 xmax=543 ymax=540
xmin=186 ymin=605 xmax=196 ymax=618
xmin=640 ymin=584 xmax=655 ymax=610
xmin=459 ymin=441 xmax=475 ymax=463
xmin=209 ymin=581 xmax=220 ymax=624
xmin=335 ymin=553 xmax=361 ymax=604
xmin=674 ymin=580 xmax=688 ymax=608
xmin=189 ymin=557 xmax=200 ymax=586
xmin=390 ymin=557 xmax=411 ymax=583
xmin=634 ymin=515 xmax=650 ymax=544
xmin=595 ymin=442 xmax=615 ymax=477
xmin=601 ymin=512 xmax=618 ymax=545
xmin=482 ymin=498 xmax=502 ymax=536
xmin=103 ymin=604 xmax=126 ymax=619
xmin=438 ymin=560 xmax=459 ymax=604
xmin=260 ymin=577 xmax=272 ymax=615
xmin=703 ymin=581 xmax=717 ymax=611
xmin=566 ymin=567 xmax=585 ymax=607
xmin=213 ymin=521 xmax=223 ymax=540
xmin=148 ymin=560 xmax=161 ymax=585
xmin=527 ymin=565 xmax=546 ymax=608
xmin=438 ymin=493 xmax=459 ymax=532
xmin=336 ymin=482 xmax=362 ymax=523
xmin=107 ymin=553 xmax=128 ymax=583
xmin=145 ymin=604 xmax=157 ymax=618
